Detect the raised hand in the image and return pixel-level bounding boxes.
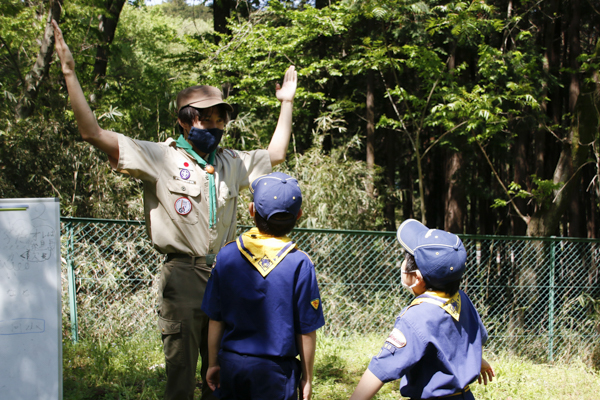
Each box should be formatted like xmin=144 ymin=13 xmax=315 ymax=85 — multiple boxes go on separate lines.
xmin=275 ymin=65 xmax=297 ymax=103
xmin=51 ymin=20 xmax=75 ymax=76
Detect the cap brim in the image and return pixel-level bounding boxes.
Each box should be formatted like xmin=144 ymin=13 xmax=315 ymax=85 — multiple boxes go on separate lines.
xmin=396 ymin=219 xmax=428 ymax=255
xmin=185 ymin=99 xmax=234 ymax=113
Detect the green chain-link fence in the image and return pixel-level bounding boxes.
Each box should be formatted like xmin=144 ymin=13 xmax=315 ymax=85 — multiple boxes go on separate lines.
xmin=61 ymin=217 xmax=600 ymax=363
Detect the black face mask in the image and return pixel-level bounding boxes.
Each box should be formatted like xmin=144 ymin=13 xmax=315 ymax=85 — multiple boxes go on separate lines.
xmin=187 ymin=127 xmax=223 ymax=154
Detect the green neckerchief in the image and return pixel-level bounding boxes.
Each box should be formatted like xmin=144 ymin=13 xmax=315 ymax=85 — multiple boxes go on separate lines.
xmin=175 ymin=135 xmax=217 ymax=228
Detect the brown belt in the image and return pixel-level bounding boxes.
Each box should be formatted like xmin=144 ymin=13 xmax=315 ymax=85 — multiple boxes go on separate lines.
xmin=165 ymin=253 xmax=216 ymax=266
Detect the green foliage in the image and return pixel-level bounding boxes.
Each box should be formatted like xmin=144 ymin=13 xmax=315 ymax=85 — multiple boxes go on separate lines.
xmin=1 ymin=0 xmax=199 ymax=219
xmin=492 ymin=177 xmax=563 ymax=211
xmin=63 ymin=333 xmax=166 ymax=399
xmin=2 ymin=0 xmax=598 ymax=235
xmin=157 ymin=0 xmax=212 ymax=22
xmin=235 ymin=133 xmax=385 ymax=230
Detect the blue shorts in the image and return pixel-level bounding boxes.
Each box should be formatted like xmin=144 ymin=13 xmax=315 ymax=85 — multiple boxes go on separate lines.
xmin=215 ymin=351 xmax=301 ymax=400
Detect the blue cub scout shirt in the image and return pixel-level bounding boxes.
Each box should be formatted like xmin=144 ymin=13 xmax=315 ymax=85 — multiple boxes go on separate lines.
xmin=368 ymin=290 xmax=488 ymax=399
xmin=201 ymin=240 xmax=325 ymax=358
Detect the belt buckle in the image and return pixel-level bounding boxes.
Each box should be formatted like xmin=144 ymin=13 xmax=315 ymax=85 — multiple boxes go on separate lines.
xmin=205 ymin=254 xmax=216 ymax=266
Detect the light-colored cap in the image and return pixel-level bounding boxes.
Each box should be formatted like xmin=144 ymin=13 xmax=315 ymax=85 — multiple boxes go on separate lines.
xmin=176 ymin=85 xmax=234 ymax=113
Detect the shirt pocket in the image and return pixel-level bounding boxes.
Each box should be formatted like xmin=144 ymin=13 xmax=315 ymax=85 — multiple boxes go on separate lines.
xmin=217 ymin=180 xmax=238 ymax=228
xmin=165 ymin=179 xmax=201 ymax=225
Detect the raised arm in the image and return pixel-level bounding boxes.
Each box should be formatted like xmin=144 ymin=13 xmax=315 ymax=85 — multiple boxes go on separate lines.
xmin=296 ymin=330 xmax=316 ymax=400
xmin=267 ymin=65 xmax=297 ymax=166
xmin=52 ymin=20 xmax=119 ymax=166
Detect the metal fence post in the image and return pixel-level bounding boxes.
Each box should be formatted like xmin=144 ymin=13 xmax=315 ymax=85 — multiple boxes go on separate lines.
xmin=66 ymin=222 xmax=79 ymax=343
xmin=548 ymin=237 xmax=556 ymax=362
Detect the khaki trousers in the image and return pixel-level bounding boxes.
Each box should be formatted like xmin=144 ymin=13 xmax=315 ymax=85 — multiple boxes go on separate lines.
xmin=158 ymin=257 xmax=218 ymax=400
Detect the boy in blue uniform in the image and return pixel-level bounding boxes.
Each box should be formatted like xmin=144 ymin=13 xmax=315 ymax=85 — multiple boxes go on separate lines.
xmin=201 ymin=172 xmax=325 ymax=400
xmin=349 ymin=219 xmax=495 ymax=400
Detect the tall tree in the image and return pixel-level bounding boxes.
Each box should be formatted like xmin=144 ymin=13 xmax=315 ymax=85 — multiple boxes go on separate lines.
xmin=16 ymin=0 xmax=63 ymax=119
xmin=93 ymin=0 xmax=127 ymax=83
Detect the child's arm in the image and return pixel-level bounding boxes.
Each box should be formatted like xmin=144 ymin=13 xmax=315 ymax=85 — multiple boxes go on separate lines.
xmin=349 ymin=369 xmax=384 ymax=400
xmin=206 ymin=319 xmax=225 ymax=391
xmin=267 ymin=66 xmax=297 ymax=166
xmin=296 ymin=330 xmax=317 ymax=400
xmin=51 ymin=20 xmax=120 ymax=166
xmin=477 ymin=357 xmax=495 ymax=385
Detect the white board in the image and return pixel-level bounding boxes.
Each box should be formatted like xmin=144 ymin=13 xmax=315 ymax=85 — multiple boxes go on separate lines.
xmin=0 ymin=198 xmax=62 ymax=400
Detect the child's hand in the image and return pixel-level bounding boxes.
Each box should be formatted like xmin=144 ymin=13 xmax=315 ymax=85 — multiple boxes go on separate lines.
xmin=299 ymin=377 xmax=312 ymax=400
xmin=52 ymin=20 xmax=76 ymax=76
xmin=276 ymin=66 xmax=297 ymax=103
xmin=206 ymin=365 xmax=221 ymax=391
xmin=477 ymin=358 xmax=495 ymax=385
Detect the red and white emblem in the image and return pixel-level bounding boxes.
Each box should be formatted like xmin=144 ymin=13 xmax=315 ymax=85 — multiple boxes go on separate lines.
xmin=174 ymin=197 xmax=192 ymax=215
xmin=385 ymin=328 xmax=407 ymax=348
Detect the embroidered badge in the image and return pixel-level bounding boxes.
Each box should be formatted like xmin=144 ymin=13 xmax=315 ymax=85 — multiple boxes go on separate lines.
xmin=258 ymin=256 xmax=273 ymax=272
xmin=385 ymin=328 xmax=407 ymax=349
xmin=311 ymin=299 xmax=320 ymax=310
xmin=382 ymin=342 xmax=397 ymax=355
xmin=174 ymin=197 xmax=192 ymax=215
xmin=180 ymin=169 xmax=191 ymax=180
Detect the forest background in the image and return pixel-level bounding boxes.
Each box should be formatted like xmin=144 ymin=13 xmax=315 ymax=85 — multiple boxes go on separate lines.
xmin=1 ymin=0 xmax=600 ymax=238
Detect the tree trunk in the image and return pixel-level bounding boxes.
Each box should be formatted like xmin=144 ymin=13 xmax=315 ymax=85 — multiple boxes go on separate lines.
xmin=527 ymin=0 xmax=594 ymax=237
xmin=477 ymin=152 xmax=495 ymax=235
xmin=444 ymin=149 xmax=466 ymax=233
xmin=16 ymin=0 xmax=63 ymax=119
xmin=512 ymin=124 xmax=529 ymax=235
xmin=366 ymin=69 xmax=376 ymax=198
xmin=383 ymin=128 xmax=396 ymax=230
xmin=568 ymin=175 xmax=584 ymax=237
xmin=93 ymin=0 xmax=127 ymax=82
xmin=213 ymin=0 xmax=233 ymax=40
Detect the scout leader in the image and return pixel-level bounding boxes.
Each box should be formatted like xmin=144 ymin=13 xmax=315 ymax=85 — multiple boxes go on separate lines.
xmin=52 ymin=20 xmax=297 ymax=400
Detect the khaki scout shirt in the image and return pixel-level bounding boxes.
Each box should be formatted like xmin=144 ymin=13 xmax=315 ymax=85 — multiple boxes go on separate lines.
xmin=116 ymin=134 xmax=272 ymax=256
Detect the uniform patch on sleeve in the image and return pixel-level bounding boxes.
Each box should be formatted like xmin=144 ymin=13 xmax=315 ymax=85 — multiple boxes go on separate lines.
xmin=385 ymin=328 xmax=407 ymax=349
xmin=311 ymin=299 xmax=320 ymax=310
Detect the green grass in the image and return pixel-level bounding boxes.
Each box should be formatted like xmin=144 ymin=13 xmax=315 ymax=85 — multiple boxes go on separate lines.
xmin=63 ymin=332 xmax=600 ymax=399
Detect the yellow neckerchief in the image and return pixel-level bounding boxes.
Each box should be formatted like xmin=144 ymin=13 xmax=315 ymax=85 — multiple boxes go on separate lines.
xmin=236 ymin=227 xmax=297 ymax=278
xmin=409 ymin=290 xmax=462 ymax=321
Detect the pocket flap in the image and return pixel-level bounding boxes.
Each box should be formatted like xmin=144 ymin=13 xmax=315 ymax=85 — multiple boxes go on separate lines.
xmin=158 ymin=316 xmax=181 ymax=335
xmin=167 ymin=178 xmax=201 ymax=198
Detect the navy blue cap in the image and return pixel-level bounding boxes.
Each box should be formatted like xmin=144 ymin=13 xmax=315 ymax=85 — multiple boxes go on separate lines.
xmin=396 ymin=219 xmax=467 ymax=287
xmin=250 ymin=172 xmax=302 ymax=221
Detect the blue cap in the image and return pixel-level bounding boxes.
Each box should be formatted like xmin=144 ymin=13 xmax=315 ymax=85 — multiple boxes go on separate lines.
xmin=251 ymin=172 xmax=302 ymax=221
xmin=396 ymin=219 xmax=467 ymax=287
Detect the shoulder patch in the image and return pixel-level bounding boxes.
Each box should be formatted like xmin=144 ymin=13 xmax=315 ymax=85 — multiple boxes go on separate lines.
xmin=385 ymin=328 xmax=407 ymax=349
xmin=311 ymin=299 xmax=320 ymax=310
